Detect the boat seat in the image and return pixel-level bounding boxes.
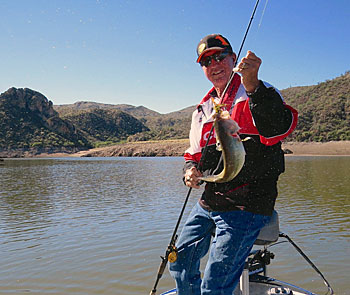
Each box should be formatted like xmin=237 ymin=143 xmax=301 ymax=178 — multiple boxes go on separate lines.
xmin=254 ymin=210 xmax=279 ymax=245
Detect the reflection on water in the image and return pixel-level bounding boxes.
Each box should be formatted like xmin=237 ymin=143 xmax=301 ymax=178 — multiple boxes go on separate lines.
xmin=0 ymin=156 xmax=349 ymax=295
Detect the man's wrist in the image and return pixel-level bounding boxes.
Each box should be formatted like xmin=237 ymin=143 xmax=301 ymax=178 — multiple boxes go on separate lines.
xmin=246 ymin=80 xmax=264 ymax=96
xmin=246 ymin=84 xmax=260 ymax=96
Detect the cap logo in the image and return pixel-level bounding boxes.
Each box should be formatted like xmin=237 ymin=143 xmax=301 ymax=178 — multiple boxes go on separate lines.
xmin=198 ymin=43 xmax=206 ymax=55
xmin=215 ymin=35 xmax=229 ymax=46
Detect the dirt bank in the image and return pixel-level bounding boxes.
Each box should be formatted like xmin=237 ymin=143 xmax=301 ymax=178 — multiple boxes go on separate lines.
xmin=282 ymin=141 xmax=350 ymax=156
xmin=77 ymin=139 xmax=190 ymax=157
xmin=37 ymin=140 xmax=350 ymax=158
xmin=1 ymin=140 xmax=349 ymax=159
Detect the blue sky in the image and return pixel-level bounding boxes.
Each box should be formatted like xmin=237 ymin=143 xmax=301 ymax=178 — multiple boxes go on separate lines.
xmin=1 ymin=0 xmax=349 ymax=113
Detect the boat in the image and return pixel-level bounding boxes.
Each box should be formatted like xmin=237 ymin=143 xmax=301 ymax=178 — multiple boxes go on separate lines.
xmin=159 ymin=211 xmax=334 ymax=295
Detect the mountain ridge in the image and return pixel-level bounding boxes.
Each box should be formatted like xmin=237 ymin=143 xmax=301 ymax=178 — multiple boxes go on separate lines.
xmin=54 ymin=101 xmax=161 ymax=118
xmin=1 ymin=71 xmax=349 ymax=157
xmin=280 ymin=71 xmax=350 ymax=141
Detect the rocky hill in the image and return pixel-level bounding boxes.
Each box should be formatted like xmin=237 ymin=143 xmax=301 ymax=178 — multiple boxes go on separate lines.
xmin=0 ymin=88 xmax=91 ymax=155
xmin=62 ymin=108 xmax=149 ymax=144
xmin=280 ymin=71 xmax=350 ymax=141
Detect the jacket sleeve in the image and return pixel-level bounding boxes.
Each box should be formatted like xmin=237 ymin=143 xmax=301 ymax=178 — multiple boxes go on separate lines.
xmin=248 ymin=81 xmax=298 ymax=145
xmin=183 ymin=108 xmax=202 ymax=177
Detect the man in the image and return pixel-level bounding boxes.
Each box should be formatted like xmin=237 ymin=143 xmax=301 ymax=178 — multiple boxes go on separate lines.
xmin=169 ymin=34 xmax=298 ymax=294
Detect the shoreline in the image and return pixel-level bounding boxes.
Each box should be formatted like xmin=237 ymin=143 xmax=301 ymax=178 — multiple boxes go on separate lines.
xmin=1 ymin=140 xmax=350 ymax=158
xmin=282 ymin=141 xmax=350 ymax=156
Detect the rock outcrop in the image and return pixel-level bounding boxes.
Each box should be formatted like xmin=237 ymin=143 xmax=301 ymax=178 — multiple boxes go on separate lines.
xmin=0 ymin=87 xmax=91 ymax=155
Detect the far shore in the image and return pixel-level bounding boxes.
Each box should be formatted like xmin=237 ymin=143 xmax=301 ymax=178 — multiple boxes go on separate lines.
xmin=21 ymin=140 xmax=350 ymax=158
xmin=282 ymin=141 xmax=350 ymax=156
xmin=1 ymin=140 xmax=350 ymax=159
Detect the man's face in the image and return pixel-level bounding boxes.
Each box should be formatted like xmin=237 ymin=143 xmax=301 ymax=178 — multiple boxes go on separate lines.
xmin=201 ymin=50 xmax=236 ymax=91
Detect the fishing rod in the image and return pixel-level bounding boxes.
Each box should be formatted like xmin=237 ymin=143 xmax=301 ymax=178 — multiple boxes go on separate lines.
xmin=149 ymin=188 xmax=192 ymax=295
xmin=149 ymin=1 xmax=261 ymax=294
xmin=149 ymin=130 xmax=214 ymax=295
xmin=220 ymin=0 xmax=260 ymax=101
xmin=236 ymin=0 xmax=260 ymax=68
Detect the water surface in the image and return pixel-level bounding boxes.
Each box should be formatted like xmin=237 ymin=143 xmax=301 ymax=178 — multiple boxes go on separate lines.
xmin=0 ymin=156 xmax=349 ymax=295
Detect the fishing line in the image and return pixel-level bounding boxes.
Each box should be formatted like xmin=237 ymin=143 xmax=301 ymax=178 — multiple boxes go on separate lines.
xmin=258 ymin=0 xmax=269 ymax=29
xmin=249 ymin=0 xmax=268 ymax=48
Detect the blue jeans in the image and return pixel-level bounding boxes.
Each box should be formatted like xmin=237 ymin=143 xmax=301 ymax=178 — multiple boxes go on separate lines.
xmin=169 ymin=202 xmax=271 ymax=295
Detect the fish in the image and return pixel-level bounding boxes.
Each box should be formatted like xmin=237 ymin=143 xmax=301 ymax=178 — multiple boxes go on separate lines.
xmin=199 ymin=100 xmax=246 ymax=183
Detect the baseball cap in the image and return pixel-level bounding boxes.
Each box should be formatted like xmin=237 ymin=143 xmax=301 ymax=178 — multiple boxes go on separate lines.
xmin=196 ymin=34 xmax=233 ymax=63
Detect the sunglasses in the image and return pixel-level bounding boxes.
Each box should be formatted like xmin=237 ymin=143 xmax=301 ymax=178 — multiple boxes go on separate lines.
xmin=199 ymin=50 xmax=230 ymax=67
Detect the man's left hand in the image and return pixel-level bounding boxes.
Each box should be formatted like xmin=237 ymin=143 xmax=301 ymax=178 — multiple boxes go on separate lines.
xmin=234 ymin=50 xmax=261 ymax=93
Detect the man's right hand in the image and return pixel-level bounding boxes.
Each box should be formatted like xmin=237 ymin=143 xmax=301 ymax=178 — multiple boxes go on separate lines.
xmin=184 ymin=166 xmax=202 ymax=189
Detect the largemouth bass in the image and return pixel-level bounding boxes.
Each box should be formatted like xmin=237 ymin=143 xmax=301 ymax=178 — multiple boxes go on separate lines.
xmin=199 ymin=101 xmax=246 ymax=183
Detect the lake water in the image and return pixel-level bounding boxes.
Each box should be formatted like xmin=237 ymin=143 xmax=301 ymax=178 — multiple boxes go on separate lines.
xmin=0 ymin=156 xmax=349 ymax=295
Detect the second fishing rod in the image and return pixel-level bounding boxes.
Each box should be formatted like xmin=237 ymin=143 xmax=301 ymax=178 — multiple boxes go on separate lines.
xmin=149 ymin=1 xmax=261 ymax=294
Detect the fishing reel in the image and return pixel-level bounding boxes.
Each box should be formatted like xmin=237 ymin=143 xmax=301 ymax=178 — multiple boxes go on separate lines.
xmin=167 ymin=245 xmax=178 ymax=263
